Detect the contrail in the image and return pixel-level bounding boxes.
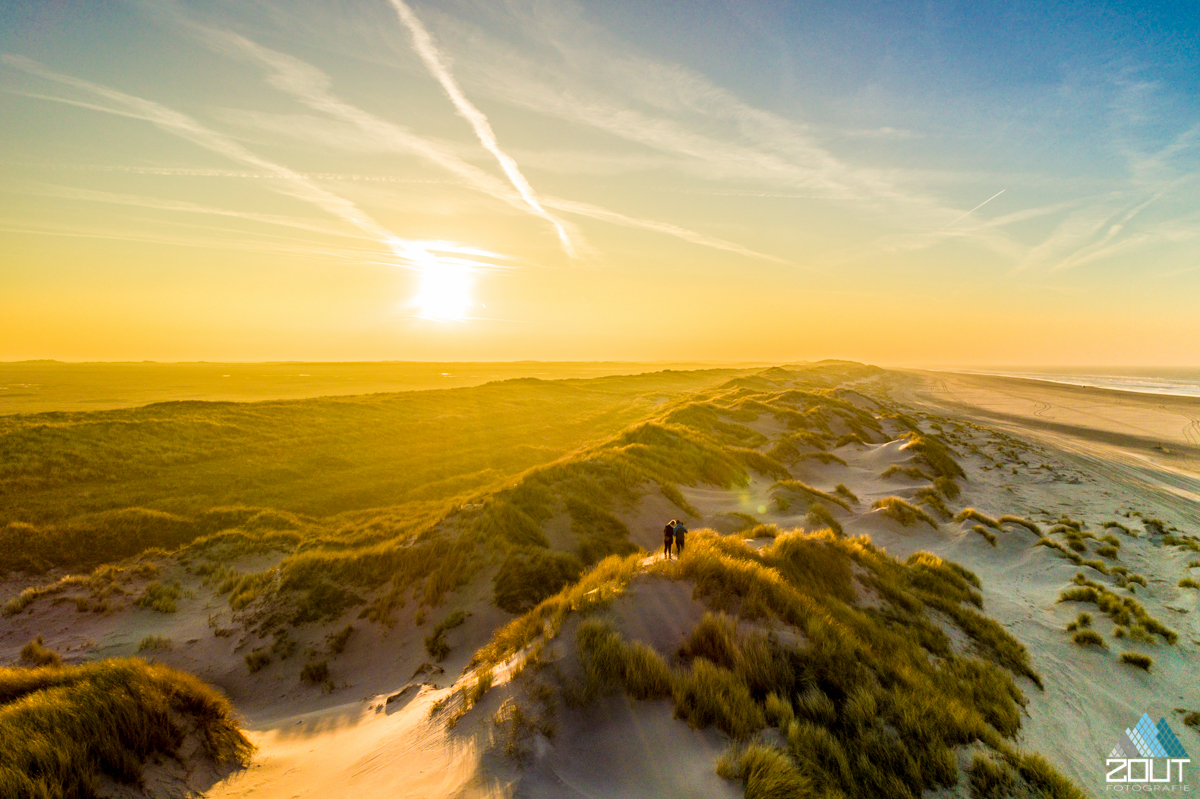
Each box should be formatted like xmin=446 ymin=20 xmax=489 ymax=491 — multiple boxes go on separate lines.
xmin=1 ymin=55 xmax=506 ymax=277
xmin=387 ymin=0 xmax=576 ymax=257
xmin=935 ymin=189 xmax=1005 ymax=233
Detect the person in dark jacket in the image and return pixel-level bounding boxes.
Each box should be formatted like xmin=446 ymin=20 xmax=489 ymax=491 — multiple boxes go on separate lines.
xmin=663 ymin=520 xmax=677 ymax=559
xmin=673 ymin=520 xmax=688 ymax=555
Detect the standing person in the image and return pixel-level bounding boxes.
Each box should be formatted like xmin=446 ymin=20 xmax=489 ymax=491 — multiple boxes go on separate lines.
xmin=673 ymin=520 xmax=688 ymax=555
xmin=663 ymin=520 xmax=677 ymax=559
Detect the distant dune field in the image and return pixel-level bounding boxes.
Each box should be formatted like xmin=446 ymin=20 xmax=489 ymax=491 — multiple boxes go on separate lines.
xmin=3 ymin=362 xmax=1198 ymax=799
xmin=0 ymin=361 xmax=769 ymax=415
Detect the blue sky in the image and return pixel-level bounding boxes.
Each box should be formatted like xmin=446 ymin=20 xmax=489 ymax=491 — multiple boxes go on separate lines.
xmin=1 ymin=0 xmax=1198 ymax=363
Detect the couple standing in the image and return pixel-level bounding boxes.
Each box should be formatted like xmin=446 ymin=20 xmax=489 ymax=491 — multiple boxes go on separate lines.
xmin=662 ymin=519 xmax=687 ymax=559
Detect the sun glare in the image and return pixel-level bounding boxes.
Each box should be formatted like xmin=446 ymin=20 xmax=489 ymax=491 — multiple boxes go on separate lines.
xmin=412 ymin=261 xmax=472 ymax=321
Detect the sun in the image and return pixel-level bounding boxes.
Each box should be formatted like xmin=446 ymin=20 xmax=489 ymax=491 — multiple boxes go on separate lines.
xmin=412 ymin=261 xmax=472 ymax=321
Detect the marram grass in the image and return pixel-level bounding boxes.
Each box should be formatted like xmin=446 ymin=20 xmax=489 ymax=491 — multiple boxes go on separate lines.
xmin=0 ymin=658 xmax=251 ymax=798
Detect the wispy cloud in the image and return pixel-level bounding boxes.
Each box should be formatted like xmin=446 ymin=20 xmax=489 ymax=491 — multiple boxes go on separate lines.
xmin=1 ymin=53 xmax=508 ymax=278
xmin=387 ymin=0 xmax=575 ymax=257
xmin=541 ymin=195 xmax=789 ymax=265
xmin=188 ymin=27 xmax=782 ymax=262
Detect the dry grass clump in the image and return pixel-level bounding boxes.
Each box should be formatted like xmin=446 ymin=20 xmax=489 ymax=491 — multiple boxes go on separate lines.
xmin=493 ymin=550 xmax=583 ymax=614
xmin=997 ymin=516 xmax=1040 ymax=535
xmin=0 ymin=658 xmax=252 ymax=797
xmin=1120 ymin=652 xmax=1152 ymax=671
xmin=138 ymin=636 xmax=173 ymax=652
xmin=873 ymin=497 xmax=939 ymax=529
xmin=1065 ymin=612 xmax=1092 ymax=631
xmin=833 ymin=484 xmax=858 ymax=504
xmin=1058 ymin=574 xmax=1176 ymax=644
xmin=244 ymin=649 xmax=271 ymax=674
xmin=795 ymin=452 xmax=847 ymax=466
xmin=804 ymin=504 xmax=843 ymax=537
xmin=972 ymin=525 xmax=998 ymax=547
xmin=19 ymin=637 xmax=61 ymax=668
xmin=898 ymin=432 xmax=965 ymax=480
xmin=968 ymin=753 xmax=1017 ymax=799
xmin=881 ymin=465 xmax=932 ymax=481
xmin=771 ymin=480 xmax=851 ymax=512
xmin=471 ymin=553 xmax=642 ymax=669
xmin=1103 ymin=521 xmax=1133 ymax=535
xmin=746 ymin=524 xmax=781 ymax=539
xmin=300 ymin=660 xmax=330 ymax=685
xmin=1095 ymin=546 xmax=1119 ymax=560
xmin=326 ymin=624 xmax=355 ymax=655
xmin=134 ymin=580 xmax=182 ymax=613
xmin=1072 ymin=630 xmax=1105 ymax=648
xmin=425 ymin=610 xmax=468 ymax=661
xmin=914 ymin=487 xmax=953 ymax=522
xmin=1179 ymin=578 xmax=1199 ymax=589
xmin=955 ymin=509 xmax=1000 ymax=529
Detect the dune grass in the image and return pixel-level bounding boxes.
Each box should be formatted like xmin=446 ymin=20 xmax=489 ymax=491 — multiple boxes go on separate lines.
xmin=955 ymin=509 xmax=1001 ymax=529
xmin=1120 ymin=652 xmax=1152 ymax=671
xmin=0 ymin=658 xmax=251 ymax=797
xmin=138 ymin=636 xmax=173 ymax=652
xmin=804 ymin=503 xmax=843 ymax=536
xmin=19 ymin=637 xmax=60 ymax=668
xmin=913 ymin=487 xmax=953 ymax=521
xmin=424 ymin=610 xmax=468 ymax=661
xmin=1072 ymin=629 xmax=1105 ymax=648
xmin=972 ymin=525 xmax=997 ymax=547
xmin=1179 ymin=578 xmax=1199 ymax=589
xmin=833 ymin=484 xmax=858 ymax=504
xmin=880 ymin=465 xmax=932 ymax=481
xmin=537 ymin=530 xmax=1068 ymax=798
xmin=873 ymin=497 xmax=939 ymax=529
xmin=997 ymin=515 xmax=1040 ymax=535
xmin=771 ymin=480 xmax=851 ymax=512
xmin=1058 ymin=574 xmax=1176 ymax=644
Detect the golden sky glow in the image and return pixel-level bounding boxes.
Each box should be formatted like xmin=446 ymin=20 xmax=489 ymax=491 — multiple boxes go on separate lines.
xmin=1 ymin=1 xmax=1198 ymax=364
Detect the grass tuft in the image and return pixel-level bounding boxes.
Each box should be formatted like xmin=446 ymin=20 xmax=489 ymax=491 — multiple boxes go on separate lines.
xmin=0 ymin=658 xmax=252 ymax=797
xmin=19 ymin=637 xmax=60 ymax=668
xmin=873 ymin=497 xmax=939 ymax=528
xmin=1120 ymin=652 xmax=1152 ymax=671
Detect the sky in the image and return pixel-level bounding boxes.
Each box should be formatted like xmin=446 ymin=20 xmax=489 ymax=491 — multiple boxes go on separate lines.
xmin=1 ymin=0 xmax=1198 ymax=365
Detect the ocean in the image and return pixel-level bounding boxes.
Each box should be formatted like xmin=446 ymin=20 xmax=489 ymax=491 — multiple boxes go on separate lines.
xmin=949 ymin=368 xmax=1200 ymax=399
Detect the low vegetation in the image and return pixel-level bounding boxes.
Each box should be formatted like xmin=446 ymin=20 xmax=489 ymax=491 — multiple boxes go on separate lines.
xmin=425 ymin=610 xmax=468 ymax=661
xmin=138 ymin=635 xmax=173 ymax=652
xmin=872 ymin=497 xmax=939 ymax=529
xmin=476 ymin=528 xmax=1077 ymax=798
xmin=1120 ymin=652 xmax=1153 ymax=671
xmin=19 ymin=637 xmax=60 ymax=668
xmin=955 ymin=509 xmax=1000 ymax=529
xmin=1058 ymin=574 xmax=1176 ymax=645
xmin=0 ymin=658 xmax=252 ymax=797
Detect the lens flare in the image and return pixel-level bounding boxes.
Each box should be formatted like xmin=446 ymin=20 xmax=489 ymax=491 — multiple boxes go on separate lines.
xmin=388 ymin=240 xmax=507 ymax=322
xmin=412 ymin=261 xmax=472 ymax=321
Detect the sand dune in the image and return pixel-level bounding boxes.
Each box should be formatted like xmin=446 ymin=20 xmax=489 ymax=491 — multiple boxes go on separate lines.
xmin=4 ymin=365 xmax=1199 ymax=797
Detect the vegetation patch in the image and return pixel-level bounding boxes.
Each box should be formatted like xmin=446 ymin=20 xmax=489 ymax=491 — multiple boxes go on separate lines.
xmin=425 ymin=610 xmax=468 ymax=661
xmin=526 ymin=530 xmax=1070 ymax=799
xmin=19 ymin=637 xmax=60 ymax=668
xmin=138 ymin=636 xmax=173 ymax=652
xmin=134 ymin=580 xmax=182 ymax=613
xmin=1058 ymin=574 xmax=1176 ymax=645
xmin=0 ymin=658 xmax=251 ymax=797
xmin=873 ymin=497 xmax=939 ymax=529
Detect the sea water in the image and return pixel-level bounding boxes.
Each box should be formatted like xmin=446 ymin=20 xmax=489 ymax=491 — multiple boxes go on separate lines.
xmin=950 ymin=368 xmax=1200 ymax=399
